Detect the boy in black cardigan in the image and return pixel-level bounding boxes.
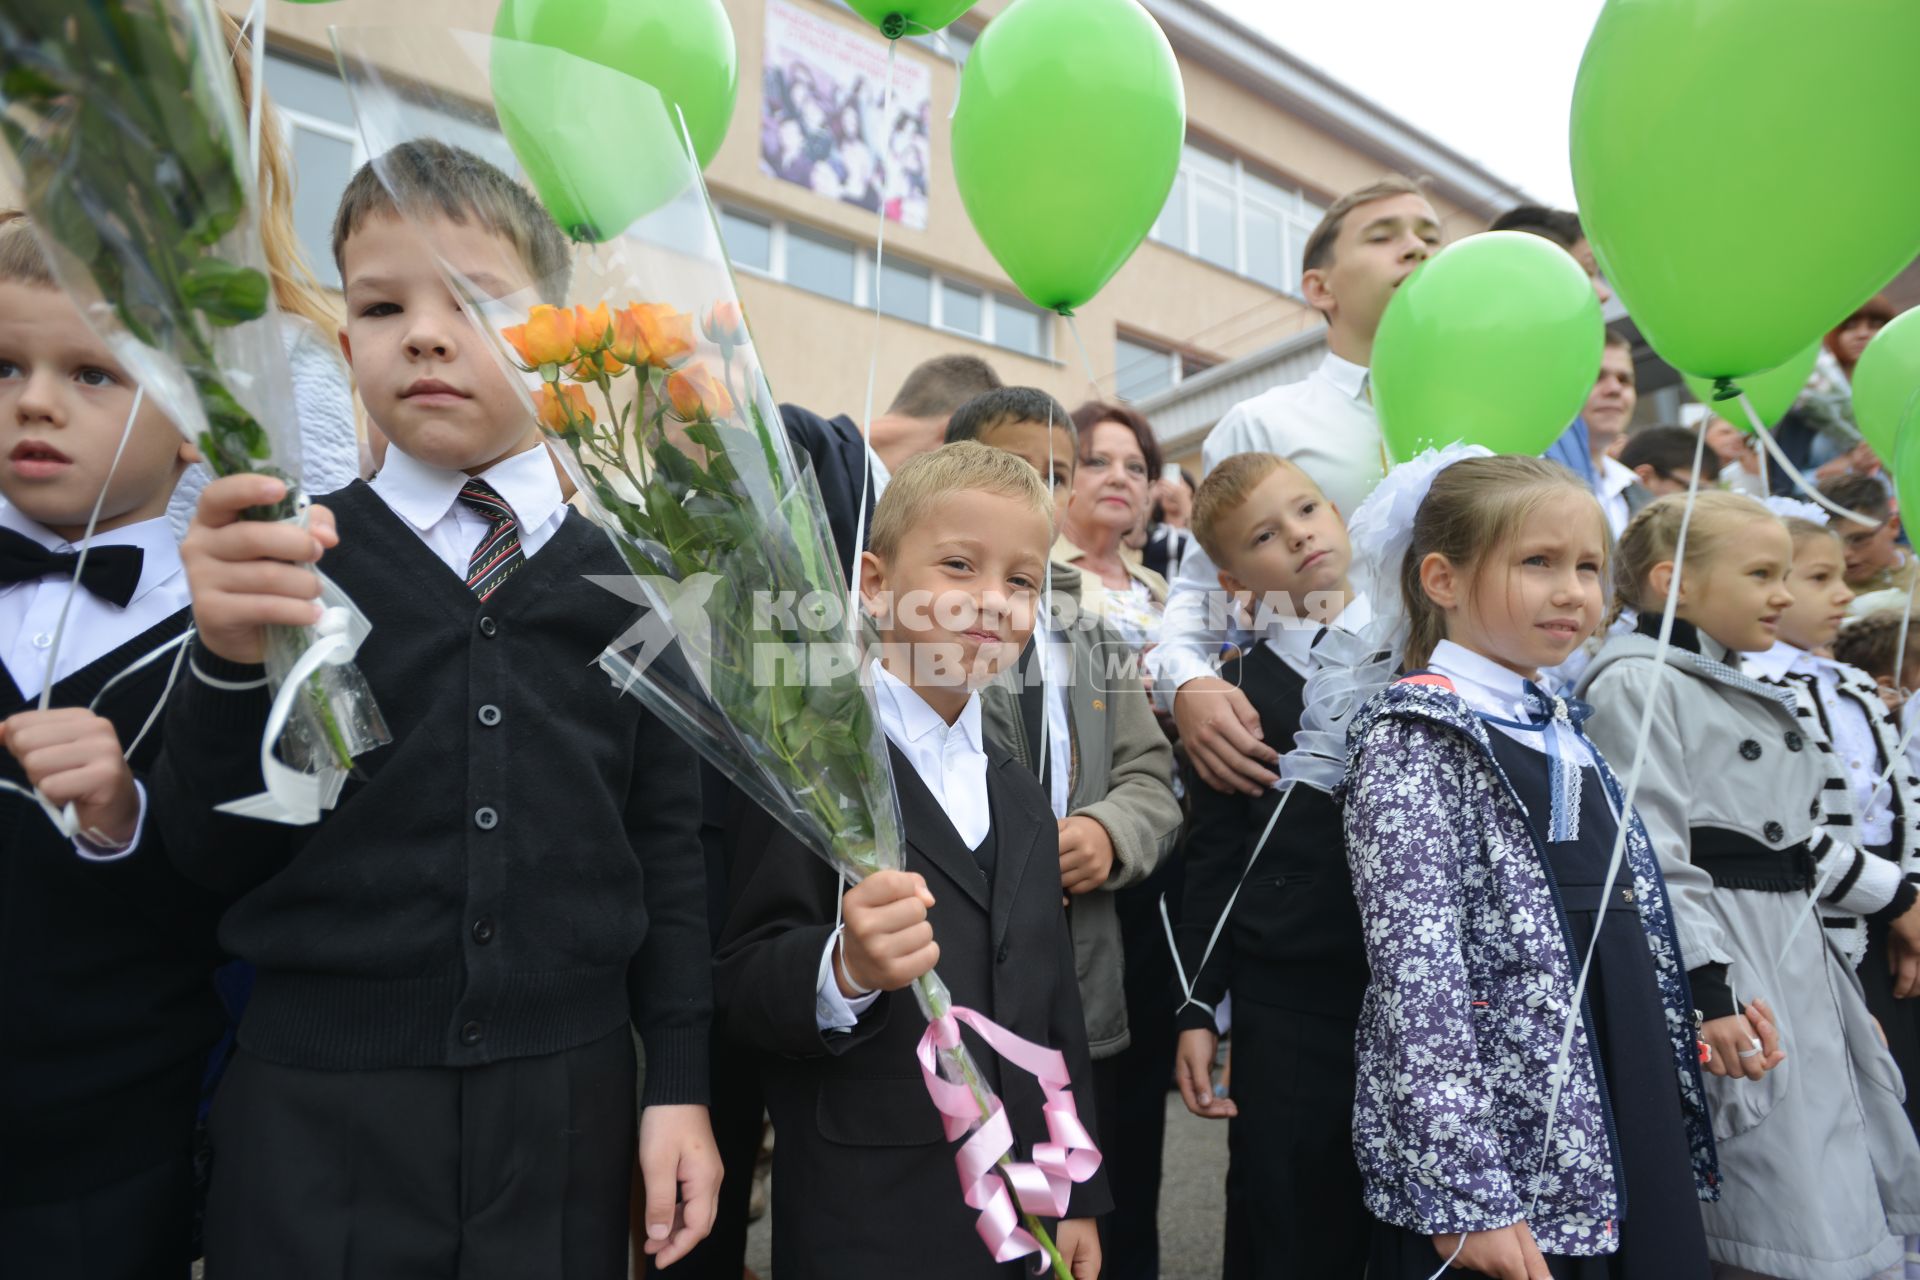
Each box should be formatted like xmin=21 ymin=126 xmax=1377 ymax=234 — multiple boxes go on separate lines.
xmin=1170 ymin=452 xmax=1372 ymax=1279
xmin=715 ymin=442 xmax=1109 ymax=1279
xmin=0 ymin=218 xmax=223 ymax=1277
xmin=156 ymin=144 xmax=718 ymax=1279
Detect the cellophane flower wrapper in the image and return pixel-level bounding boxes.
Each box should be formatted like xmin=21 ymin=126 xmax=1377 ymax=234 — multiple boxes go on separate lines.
xmin=0 ymin=0 xmax=388 ymax=781
xmin=338 ymin=30 xmax=1090 ymax=1269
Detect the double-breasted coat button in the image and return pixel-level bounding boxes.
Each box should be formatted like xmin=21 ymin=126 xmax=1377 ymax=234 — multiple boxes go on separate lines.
xmin=1810 ymin=799 xmax=1821 ymax=819
xmin=1739 ymin=740 xmax=1763 ymax=761
xmin=1785 ymin=731 xmax=1804 ymax=752
xmin=1763 ymin=821 xmax=1785 ymax=843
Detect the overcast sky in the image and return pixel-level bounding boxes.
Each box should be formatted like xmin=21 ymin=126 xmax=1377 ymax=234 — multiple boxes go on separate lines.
xmin=1211 ymin=0 xmax=1606 ymax=208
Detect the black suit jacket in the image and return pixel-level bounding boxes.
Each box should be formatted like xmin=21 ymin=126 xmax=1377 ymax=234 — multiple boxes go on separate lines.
xmin=714 ymin=742 xmax=1111 ymax=1279
xmin=780 ymin=402 xmax=873 ymax=584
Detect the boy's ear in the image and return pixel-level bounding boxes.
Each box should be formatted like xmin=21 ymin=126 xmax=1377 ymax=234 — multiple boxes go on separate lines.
xmin=337 ymin=328 xmax=354 ymax=369
xmin=856 ymin=550 xmax=888 ymax=619
xmin=177 ymin=436 xmax=202 ymax=466
xmin=1417 ymin=551 xmax=1458 ymax=611
xmin=1632 ymin=463 xmax=1658 ymax=487
xmin=1300 ymin=266 xmax=1336 ymax=317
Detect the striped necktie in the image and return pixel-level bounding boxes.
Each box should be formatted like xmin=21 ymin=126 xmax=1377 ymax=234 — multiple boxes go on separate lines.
xmin=459 ymin=479 xmax=524 ymax=601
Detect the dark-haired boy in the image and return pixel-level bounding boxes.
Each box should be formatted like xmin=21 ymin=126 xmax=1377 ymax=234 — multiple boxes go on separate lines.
xmin=1619 ymin=426 xmax=1707 ymax=497
xmin=157 ymin=142 xmax=719 ymax=1278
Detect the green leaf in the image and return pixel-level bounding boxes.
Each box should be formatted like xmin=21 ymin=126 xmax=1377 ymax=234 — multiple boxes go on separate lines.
xmin=181 ymin=258 xmax=268 ymax=325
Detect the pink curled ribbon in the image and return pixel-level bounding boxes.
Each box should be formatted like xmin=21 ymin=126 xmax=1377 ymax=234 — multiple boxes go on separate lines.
xmin=915 ymin=1006 xmax=1103 ymax=1267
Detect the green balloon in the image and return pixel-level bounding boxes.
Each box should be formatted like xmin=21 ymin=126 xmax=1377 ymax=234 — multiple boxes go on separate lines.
xmin=951 ymin=0 xmax=1183 ymax=314
xmin=491 ymin=40 xmax=697 ymax=243
xmin=1682 ymin=343 xmax=1820 ymax=434
xmin=1571 ymin=0 xmax=1920 ymax=381
xmin=1854 ymin=309 xmax=1920 ymax=464
xmin=843 ymin=1 xmax=976 ymax=39
xmin=494 ymin=0 xmax=736 ymax=171
xmin=1895 ymin=420 xmax=1920 ymax=527
xmin=1373 ymin=232 xmax=1604 ymax=463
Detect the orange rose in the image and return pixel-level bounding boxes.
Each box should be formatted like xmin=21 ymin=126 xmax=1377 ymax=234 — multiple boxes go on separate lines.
xmin=537 ymin=381 xmax=592 ymax=433
xmin=501 ymin=304 xmax=576 ymax=368
xmin=572 ymin=302 xmax=613 ymax=354
xmin=608 ymin=306 xmax=647 ymax=366
xmin=569 ymin=349 xmax=626 ymax=382
xmin=701 ymin=300 xmax=747 ymax=346
xmin=630 ymin=302 xmax=695 ymax=368
xmin=666 ymin=363 xmax=734 ymax=422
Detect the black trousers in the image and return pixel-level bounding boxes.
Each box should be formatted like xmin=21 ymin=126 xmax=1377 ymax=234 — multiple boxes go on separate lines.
xmin=0 ymin=1152 xmax=195 ymax=1280
xmin=204 ymin=1026 xmax=635 ymax=1280
xmin=1219 ymin=998 xmax=1368 ymax=1279
xmin=1099 ymin=856 xmax=1184 ymax=1280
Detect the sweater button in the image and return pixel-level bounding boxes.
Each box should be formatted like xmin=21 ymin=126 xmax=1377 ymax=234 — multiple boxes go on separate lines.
xmin=1739 ymin=739 xmax=1762 ymax=761
xmin=474 ymin=806 xmax=499 ymax=830
xmin=1763 ymin=821 xmax=1785 ymax=844
xmin=472 ymin=917 xmax=495 ymax=945
xmin=478 ymin=615 xmax=498 ymax=638
xmin=460 ymin=1020 xmax=484 ymax=1046
xmin=477 ymin=704 xmax=502 ymax=727
xmin=1785 ymin=731 xmax=1804 ymax=752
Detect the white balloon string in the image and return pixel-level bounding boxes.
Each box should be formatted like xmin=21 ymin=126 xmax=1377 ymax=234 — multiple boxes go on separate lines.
xmin=1423 ymin=1231 xmax=1469 ymax=1280
xmin=1734 ymin=389 xmax=1876 ymax=524
xmin=1522 ymin=426 xmax=1709 ymax=1223
xmin=846 ymin=38 xmax=897 ymax=644
xmin=1037 ymin=399 xmax=1053 ymax=806
xmin=39 ymin=385 xmax=145 ymax=713
xmin=1162 ymin=782 xmax=1294 ymax=1018
xmin=1063 ymin=313 xmax=1104 ymax=400
xmin=901 ymin=19 xmax=967 ymax=120
xmin=114 ymin=630 xmax=191 ymax=763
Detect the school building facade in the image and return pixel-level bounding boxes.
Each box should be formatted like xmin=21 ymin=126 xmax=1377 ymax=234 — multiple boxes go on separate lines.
xmin=239 ymin=0 xmax=1524 ymax=470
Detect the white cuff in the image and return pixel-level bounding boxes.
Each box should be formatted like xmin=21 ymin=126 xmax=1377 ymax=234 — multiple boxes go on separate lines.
xmin=815 ymin=930 xmax=880 ymax=1032
xmin=73 ymin=780 xmax=146 ymax=863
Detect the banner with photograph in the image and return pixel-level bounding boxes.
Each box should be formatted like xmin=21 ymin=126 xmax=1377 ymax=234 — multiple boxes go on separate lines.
xmin=760 ymin=0 xmax=932 ymax=230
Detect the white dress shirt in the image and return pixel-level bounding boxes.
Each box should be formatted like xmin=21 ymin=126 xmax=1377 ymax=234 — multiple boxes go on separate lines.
xmin=1152 ymin=353 xmax=1378 ymax=702
xmin=817 ymin=662 xmax=992 ymax=1031
xmin=368 ymin=440 xmax=569 ymax=575
xmin=1427 ymin=638 xmax=1605 ymax=776
xmin=1040 ymin=625 xmax=1072 ymax=820
xmin=1 ymin=504 xmax=189 ymax=860
xmin=0 ymin=504 xmax=189 ymax=701
xmin=1748 ymin=641 xmax=1894 ymax=847
xmin=1259 ymin=593 xmax=1374 ymax=680
xmin=1598 ymin=455 xmax=1639 ymax=538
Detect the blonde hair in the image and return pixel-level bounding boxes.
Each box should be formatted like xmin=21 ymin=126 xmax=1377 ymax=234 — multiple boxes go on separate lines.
xmin=1611 ymin=490 xmax=1777 ymax=620
xmin=0 ymin=212 xmax=53 ymax=287
xmin=869 ymin=440 xmax=1053 ymax=561
xmin=1400 ymin=455 xmax=1603 ymax=670
xmin=1190 ymin=451 xmax=1303 ymax=566
xmin=223 ymin=13 xmax=340 ymax=343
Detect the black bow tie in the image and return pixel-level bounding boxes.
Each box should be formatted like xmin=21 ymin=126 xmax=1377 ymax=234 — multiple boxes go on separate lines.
xmin=0 ymin=526 xmax=144 ymax=607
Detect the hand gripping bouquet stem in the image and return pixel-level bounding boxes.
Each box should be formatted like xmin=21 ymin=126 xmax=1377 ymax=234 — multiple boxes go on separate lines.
xmin=0 ymin=0 xmax=388 ymax=820
xmin=334 ymin=28 xmax=1096 ymax=1273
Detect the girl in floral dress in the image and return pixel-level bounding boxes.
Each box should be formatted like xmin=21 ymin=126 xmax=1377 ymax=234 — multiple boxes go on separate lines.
xmin=1342 ymin=455 xmax=1716 ymax=1280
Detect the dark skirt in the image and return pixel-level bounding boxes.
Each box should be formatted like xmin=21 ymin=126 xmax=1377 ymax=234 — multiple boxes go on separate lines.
xmin=1858 ymin=914 xmax=1920 ymax=1139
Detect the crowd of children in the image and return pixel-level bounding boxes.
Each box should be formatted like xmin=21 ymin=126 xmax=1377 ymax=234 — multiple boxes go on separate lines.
xmin=4 ymin=58 xmax=1920 ymax=1280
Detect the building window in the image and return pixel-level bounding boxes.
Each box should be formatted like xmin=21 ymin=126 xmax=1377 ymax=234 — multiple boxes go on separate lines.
xmin=1115 ymin=334 xmax=1214 ymax=403
xmin=720 ymin=205 xmax=1052 ymax=360
xmin=786 ymin=225 xmax=858 ymax=303
xmin=1150 ymin=141 xmax=1325 ymax=296
xmin=720 ymin=208 xmax=774 ymax=272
